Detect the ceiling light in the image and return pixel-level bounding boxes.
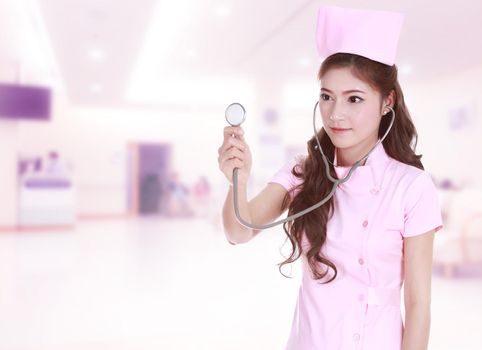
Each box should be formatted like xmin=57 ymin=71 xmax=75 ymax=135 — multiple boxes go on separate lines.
xmin=299 ymin=57 xmax=310 ymax=67
xmin=215 ymin=5 xmax=231 ymax=18
xmin=186 ymin=49 xmax=197 ymax=58
xmin=127 ymin=0 xmax=197 ymax=97
xmin=400 ymin=64 xmax=413 ymax=75
xmin=90 ymin=83 xmax=103 ymax=94
xmin=88 ymin=48 xmax=106 ymax=62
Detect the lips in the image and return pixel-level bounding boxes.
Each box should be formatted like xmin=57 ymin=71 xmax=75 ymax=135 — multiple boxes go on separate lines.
xmin=330 ymin=127 xmax=351 ymax=133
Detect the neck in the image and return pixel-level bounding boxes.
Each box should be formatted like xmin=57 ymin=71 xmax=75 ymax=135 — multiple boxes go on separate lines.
xmin=336 ymin=139 xmax=379 ymax=167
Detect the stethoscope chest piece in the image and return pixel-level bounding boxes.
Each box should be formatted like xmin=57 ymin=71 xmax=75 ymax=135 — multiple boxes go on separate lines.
xmin=225 ymin=103 xmax=246 ymax=127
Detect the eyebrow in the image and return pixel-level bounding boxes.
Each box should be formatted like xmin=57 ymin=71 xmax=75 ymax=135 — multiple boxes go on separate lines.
xmin=320 ymin=88 xmax=366 ymax=94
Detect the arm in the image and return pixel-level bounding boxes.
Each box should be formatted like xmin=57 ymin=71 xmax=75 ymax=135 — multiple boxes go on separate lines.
xmin=222 ymin=182 xmax=289 ymax=244
xmin=401 ymin=229 xmax=436 ymax=350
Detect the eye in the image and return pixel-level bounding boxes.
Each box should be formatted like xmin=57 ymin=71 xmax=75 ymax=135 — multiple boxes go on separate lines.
xmin=320 ymin=93 xmax=331 ymax=101
xmin=349 ymin=96 xmax=363 ymax=103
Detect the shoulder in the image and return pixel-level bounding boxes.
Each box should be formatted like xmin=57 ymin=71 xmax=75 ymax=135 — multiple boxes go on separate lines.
xmin=268 ymin=154 xmax=307 ymax=192
xmin=388 ymin=157 xmax=435 ymax=190
xmin=387 ymin=158 xmax=440 ymax=213
xmin=382 ymin=157 xmax=443 ymax=237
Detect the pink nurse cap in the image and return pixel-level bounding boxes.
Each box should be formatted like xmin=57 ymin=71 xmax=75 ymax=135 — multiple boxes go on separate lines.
xmin=316 ymin=6 xmax=405 ymax=66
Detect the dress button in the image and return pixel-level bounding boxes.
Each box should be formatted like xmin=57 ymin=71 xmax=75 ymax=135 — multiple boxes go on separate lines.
xmin=353 ymin=333 xmax=360 ymax=342
xmin=362 ymin=220 xmax=368 ymax=228
xmin=358 ymin=294 xmax=365 ymax=301
xmin=358 ymin=258 xmax=364 ymax=265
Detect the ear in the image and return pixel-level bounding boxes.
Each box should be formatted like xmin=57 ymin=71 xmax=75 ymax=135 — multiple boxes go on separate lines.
xmin=382 ymin=89 xmax=396 ymax=114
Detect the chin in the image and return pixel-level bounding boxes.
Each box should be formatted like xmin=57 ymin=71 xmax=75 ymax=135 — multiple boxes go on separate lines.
xmin=327 ymin=134 xmax=356 ymax=149
xmin=332 ymin=141 xmax=356 ymax=150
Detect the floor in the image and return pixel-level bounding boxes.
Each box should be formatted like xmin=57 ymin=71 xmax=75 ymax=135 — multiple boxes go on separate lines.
xmin=0 ymin=217 xmax=481 ymax=350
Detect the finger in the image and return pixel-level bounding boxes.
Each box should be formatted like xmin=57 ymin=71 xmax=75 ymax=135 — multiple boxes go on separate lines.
xmin=227 ymin=158 xmax=244 ymax=170
xmin=227 ymin=137 xmax=246 ymax=151
xmin=219 ymin=147 xmax=245 ymax=164
xmin=219 ymin=156 xmax=243 ymax=173
xmin=224 ymin=126 xmax=244 ymax=138
xmin=227 ymin=147 xmax=245 ymax=161
xmin=219 ymin=137 xmax=246 ymax=156
xmin=218 ymin=141 xmax=235 ymax=157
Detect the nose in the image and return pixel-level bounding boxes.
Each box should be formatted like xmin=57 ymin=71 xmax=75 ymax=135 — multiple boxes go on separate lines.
xmin=330 ymin=114 xmax=344 ymax=121
xmin=330 ymin=102 xmax=346 ymax=121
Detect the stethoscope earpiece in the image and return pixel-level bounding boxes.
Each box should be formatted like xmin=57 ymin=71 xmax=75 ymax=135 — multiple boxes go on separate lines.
xmin=383 ymin=105 xmax=394 ymax=117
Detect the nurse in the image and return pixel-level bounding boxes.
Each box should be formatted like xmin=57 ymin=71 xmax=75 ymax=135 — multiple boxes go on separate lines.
xmin=218 ymin=5 xmax=443 ymax=350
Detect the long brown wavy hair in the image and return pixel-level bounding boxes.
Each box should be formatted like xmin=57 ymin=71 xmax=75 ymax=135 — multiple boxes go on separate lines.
xmin=278 ymin=53 xmax=424 ymax=283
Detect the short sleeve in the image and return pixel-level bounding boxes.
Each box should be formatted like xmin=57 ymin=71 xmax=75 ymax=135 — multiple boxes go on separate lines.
xmin=403 ymin=171 xmax=444 ymax=237
xmin=268 ymin=155 xmax=304 ymax=193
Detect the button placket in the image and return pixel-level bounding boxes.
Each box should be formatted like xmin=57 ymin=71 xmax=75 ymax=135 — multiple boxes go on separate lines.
xmin=360 ymin=217 xmax=369 ymax=281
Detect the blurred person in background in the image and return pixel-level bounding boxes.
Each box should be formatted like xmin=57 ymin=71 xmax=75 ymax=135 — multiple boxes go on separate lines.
xmin=44 ymin=150 xmax=70 ymax=178
xmin=164 ymin=172 xmax=193 ymax=218
xmin=192 ymin=175 xmax=212 ymax=218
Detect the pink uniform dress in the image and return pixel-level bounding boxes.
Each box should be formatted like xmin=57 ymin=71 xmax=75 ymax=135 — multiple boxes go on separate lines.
xmin=268 ymin=142 xmax=443 ymax=350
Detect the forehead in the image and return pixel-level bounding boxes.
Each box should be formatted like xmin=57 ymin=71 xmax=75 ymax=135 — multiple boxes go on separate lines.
xmin=320 ymin=67 xmax=376 ymax=94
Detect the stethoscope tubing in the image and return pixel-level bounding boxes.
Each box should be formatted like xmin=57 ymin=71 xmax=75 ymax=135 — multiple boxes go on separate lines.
xmin=232 ymin=101 xmax=395 ymax=230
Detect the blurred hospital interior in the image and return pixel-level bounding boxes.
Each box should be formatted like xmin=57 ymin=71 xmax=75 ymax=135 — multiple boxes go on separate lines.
xmin=0 ymin=0 xmax=481 ymax=349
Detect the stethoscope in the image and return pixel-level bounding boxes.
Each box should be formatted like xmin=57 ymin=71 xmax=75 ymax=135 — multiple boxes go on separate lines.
xmin=224 ymin=101 xmax=395 ymax=230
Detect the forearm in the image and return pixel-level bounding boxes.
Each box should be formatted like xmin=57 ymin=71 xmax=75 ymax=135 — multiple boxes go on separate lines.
xmin=402 ymin=304 xmax=431 ymax=350
xmin=222 ymin=183 xmax=254 ymax=244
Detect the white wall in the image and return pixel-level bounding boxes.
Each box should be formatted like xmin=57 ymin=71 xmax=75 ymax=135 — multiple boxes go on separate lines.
xmin=48 ymin=106 xmax=230 ymax=215
xmin=0 ymin=122 xmax=18 ymax=227
xmin=403 ymin=64 xmax=482 ymax=186
xmin=20 ymin=98 xmax=275 ymax=216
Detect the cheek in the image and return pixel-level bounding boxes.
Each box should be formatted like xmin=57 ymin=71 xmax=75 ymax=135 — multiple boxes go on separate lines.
xmin=319 ymin=105 xmax=331 ymax=125
xmin=351 ymin=110 xmax=380 ymax=130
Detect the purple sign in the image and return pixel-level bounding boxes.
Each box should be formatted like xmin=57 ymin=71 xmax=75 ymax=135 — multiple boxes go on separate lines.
xmin=0 ymin=83 xmax=51 ymax=120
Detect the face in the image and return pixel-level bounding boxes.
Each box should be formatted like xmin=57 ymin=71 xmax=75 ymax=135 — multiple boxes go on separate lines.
xmin=319 ymin=67 xmax=387 ymax=153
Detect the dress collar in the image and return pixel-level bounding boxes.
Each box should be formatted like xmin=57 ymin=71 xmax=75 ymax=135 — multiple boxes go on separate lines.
xmin=333 ymin=141 xmax=391 ymax=193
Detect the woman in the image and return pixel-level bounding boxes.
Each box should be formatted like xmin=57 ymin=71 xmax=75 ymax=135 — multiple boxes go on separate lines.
xmin=218 ymin=6 xmax=443 ymax=350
